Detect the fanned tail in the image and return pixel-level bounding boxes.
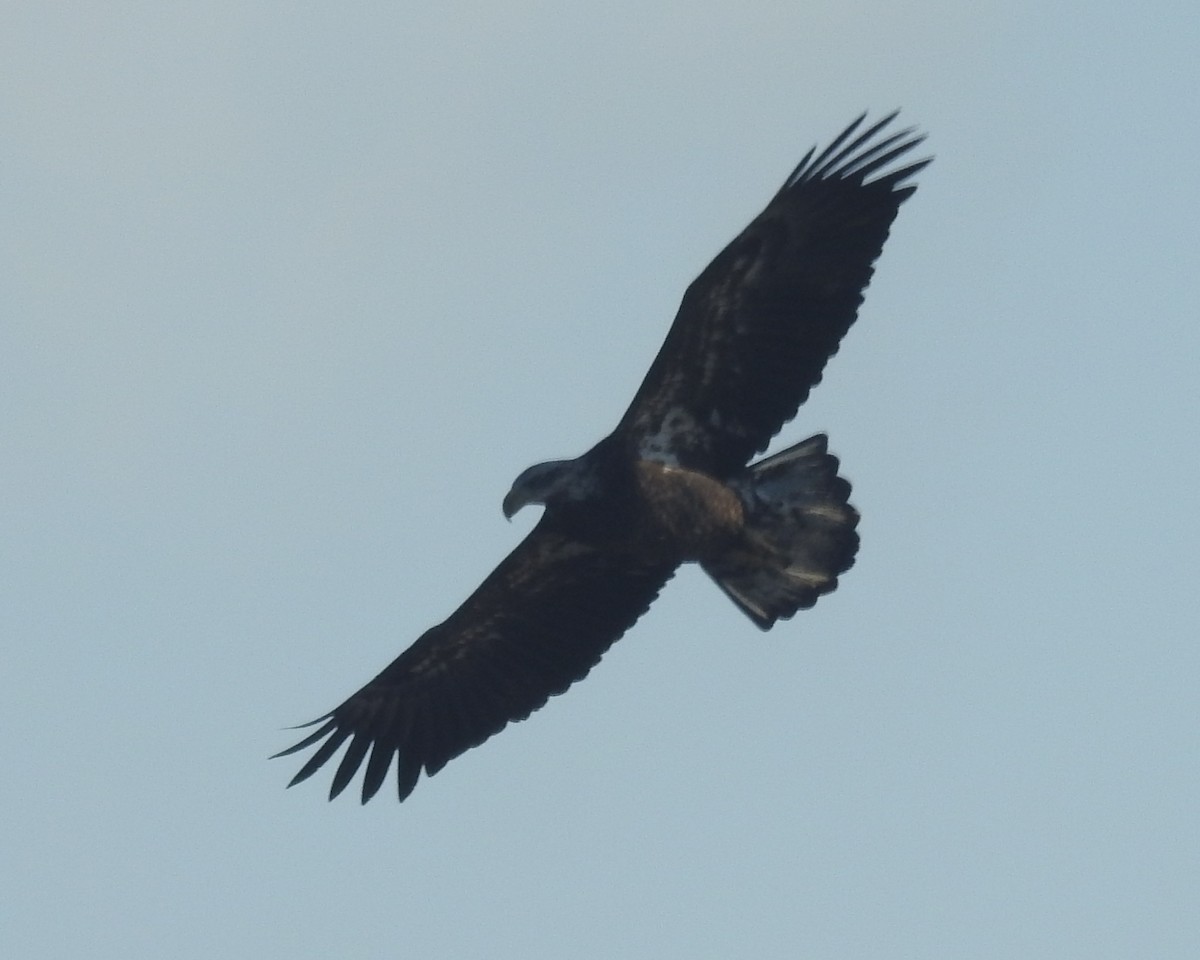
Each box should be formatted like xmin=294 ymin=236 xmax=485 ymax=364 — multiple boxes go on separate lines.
xmin=703 ymin=434 xmax=859 ymax=629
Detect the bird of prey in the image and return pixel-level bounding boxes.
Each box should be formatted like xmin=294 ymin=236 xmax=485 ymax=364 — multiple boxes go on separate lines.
xmin=276 ymin=112 xmax=928 ymax=803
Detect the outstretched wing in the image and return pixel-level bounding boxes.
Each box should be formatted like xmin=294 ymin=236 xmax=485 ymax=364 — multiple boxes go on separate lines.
xmin=275 ymin=521 xmax=676 ymax=803
xmin=614 ymin=112 xmax=929 ymax=476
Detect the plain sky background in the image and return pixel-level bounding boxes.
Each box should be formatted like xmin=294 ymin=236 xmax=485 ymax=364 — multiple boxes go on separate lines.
xmin=4 ymin=2 xmax=1198 ymax=957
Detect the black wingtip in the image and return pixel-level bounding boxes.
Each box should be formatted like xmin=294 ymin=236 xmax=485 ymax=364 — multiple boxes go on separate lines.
xmin=359 ymin=740 xmax=396 ymax=804
xmin=397 ymin=756 xmax=422 ymax=803
xmin=270 ymin=713 xmax=351 ymax=795
xmin=287 ymin=724 xmax=351 ymax=788
xmin=273 ymin=713 xmax=425 ymax=803
xmin=782 ymin=111 xmax=931 ymax=195
xmin=328 ymin=733 xmax=372 ymax=800
xmin=270 ymin=714 xmax=337 ymax=759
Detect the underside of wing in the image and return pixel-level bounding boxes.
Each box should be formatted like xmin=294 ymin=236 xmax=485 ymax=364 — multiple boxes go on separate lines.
xmin=275 ymin=521 xmax=676 ymax=803
xmin=615 ymin=112 xmax=929 ymax=476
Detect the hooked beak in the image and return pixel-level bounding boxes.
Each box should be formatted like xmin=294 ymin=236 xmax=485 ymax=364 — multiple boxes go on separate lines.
xmin=502 ymin=489 xmax=527 ymax=520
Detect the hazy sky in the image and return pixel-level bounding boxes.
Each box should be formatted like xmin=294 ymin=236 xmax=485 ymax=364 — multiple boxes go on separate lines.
xmin=4 ymin=2 xmax=1198 ymax=957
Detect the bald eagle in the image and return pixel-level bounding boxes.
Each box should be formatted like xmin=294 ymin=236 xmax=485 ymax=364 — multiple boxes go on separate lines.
xmin=276 ymin=112 xmax=929 ymax=803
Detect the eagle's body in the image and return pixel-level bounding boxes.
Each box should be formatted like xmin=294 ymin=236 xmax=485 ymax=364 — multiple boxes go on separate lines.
xmin=506 ymin=447 xmax=747 ymax=562
xmin=277 ymin=113 xmax=929 ymax=803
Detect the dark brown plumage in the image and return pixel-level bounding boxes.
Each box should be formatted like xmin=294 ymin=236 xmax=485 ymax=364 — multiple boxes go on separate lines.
xmin=276 ymin=112 xmax=928 ymax=803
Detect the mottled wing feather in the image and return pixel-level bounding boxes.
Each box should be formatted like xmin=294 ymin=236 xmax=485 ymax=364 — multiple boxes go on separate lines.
xmin=615 ymin=112 xmax=929 ymax=476
xmin=275 ymin=520 xmax=677 ymax=803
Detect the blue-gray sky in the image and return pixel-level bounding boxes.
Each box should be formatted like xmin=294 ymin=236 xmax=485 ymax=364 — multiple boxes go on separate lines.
xmin=4 ymin=2 xmax=1197 ymax=957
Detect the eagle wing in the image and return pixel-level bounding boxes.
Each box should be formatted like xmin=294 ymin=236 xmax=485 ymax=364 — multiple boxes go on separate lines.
xmin=275 ymin=521 xmax=676 ymax=803
xmin=614 ymin=112 xmax=929 ymax=476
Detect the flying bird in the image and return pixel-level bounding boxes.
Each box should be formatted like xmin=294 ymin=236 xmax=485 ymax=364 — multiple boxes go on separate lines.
xmin=276 ymin=112 xmax=929 ymax=803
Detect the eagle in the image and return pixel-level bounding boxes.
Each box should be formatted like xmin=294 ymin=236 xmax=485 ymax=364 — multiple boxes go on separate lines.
xmin=276 ymin=112 xmax=928 ymax=803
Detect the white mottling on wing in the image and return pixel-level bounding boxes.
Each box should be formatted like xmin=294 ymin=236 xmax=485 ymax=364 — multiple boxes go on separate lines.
xmin=637 ymin=404 xmax=705 ymax=466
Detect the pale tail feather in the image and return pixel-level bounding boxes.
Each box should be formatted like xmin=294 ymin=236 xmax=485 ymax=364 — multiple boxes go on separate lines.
xmin=703 ymin=434 xmax=859 ymax=629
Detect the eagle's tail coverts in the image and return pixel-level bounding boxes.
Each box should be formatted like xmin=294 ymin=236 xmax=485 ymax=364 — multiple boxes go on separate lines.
xmin=703 ymin=434 xmax=859 ymax=629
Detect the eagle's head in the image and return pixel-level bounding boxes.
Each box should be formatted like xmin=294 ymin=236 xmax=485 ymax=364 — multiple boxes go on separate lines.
xmin=503 ymin=458 xmax=597 ymax=519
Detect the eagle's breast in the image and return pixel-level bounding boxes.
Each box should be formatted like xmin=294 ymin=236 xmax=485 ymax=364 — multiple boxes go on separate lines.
xmin=629 ymin=459 xmax=745 ymax=561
